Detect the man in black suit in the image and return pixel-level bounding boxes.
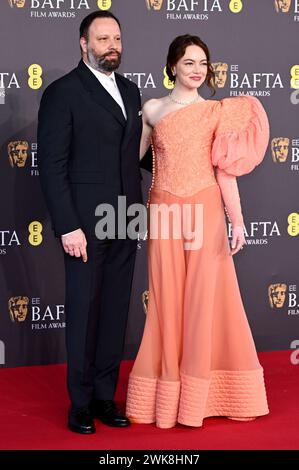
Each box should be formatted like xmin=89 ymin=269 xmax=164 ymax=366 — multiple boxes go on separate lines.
xmin=37 ymin=11 xmax=143 ymax=434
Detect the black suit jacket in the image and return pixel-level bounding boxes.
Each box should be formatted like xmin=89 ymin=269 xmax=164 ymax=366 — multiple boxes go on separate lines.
xmin=37 ymin=59 xmax=143 ymax=237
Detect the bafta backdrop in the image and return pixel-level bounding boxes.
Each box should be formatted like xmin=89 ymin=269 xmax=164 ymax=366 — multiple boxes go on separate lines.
xmin=0 ymin=0 xmax=298 ymax=367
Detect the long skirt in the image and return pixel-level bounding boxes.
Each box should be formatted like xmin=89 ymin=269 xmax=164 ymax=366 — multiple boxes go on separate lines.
xmin=126 ymin=184 xmax=269 ymax=428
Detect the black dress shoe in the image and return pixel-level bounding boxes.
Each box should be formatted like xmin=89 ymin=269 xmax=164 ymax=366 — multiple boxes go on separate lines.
xmin=91 ymin=400 xmax=131 ymax=427
xmin=68 ymin=407 xmax=96 ymax=434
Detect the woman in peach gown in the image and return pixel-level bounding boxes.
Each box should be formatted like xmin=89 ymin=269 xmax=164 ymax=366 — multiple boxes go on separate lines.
xmin=126 ymin=35 xmax=270 ymax=428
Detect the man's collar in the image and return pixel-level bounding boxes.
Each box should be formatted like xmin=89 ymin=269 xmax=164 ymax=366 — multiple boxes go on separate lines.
xmin=83 ymin=60 xmax=116 ymax=83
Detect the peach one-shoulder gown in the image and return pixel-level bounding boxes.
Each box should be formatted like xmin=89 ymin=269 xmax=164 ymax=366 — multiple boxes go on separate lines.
xmin=126 ymin=96 xmax=270 ymax=428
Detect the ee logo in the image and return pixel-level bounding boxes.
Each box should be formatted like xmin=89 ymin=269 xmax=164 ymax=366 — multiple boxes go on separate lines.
xmin=229 ymin=0 xmax=243 ymax=13
xmin=28 ymin=221 xmax=43 ymax=246
xmin=287 ymin=212 xmax=299 ymax=237
xmin=28 ymin=64 xmax=42 ymax=90
xmin=98 ymin=0 xmax=111 ymax=10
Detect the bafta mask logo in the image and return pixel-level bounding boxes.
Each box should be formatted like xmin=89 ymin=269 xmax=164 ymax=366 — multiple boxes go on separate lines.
xmin=8 ymin=296 xmax=29 ymax=322
xmin=271 ymin=137 xmax=289 ymax=163
xmin=8 ymin=0 xmax=26 ymax=7
xmin=8 ymin=141 xmax=29 ymax=167
xmin=268 ymin=284 xmax=287 ymax=308
xmin=142 ymin=290 xmax=149 ymax=315
xmin=212 ymin=62 xmax=228 ymax=88
xmin=146 ymin=0 xmax=163 ymax=10
xmin=274 ymin=0 xmax=291 ymax=12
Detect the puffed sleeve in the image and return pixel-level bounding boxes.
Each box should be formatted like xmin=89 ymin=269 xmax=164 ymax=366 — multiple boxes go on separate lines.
xmin=211 ymin=96 xmax=270 ymax=176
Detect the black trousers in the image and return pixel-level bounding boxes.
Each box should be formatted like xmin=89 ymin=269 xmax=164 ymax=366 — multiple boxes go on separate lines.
xmin=64 ymin=236 xmax=137 ymax=409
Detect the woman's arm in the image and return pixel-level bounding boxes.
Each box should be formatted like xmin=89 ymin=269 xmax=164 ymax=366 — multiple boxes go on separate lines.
xmin=215 ymin=168 xmax=246 ymax=255
xmin=139 ymin=101 xmax=154 ymax=160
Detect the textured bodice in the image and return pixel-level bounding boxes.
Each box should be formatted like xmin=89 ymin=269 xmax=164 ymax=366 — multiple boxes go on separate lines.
xmin=148 ymin=95 xmax=270 ymax=205
xmin=151 ymin=100 xmax=218 ymax=198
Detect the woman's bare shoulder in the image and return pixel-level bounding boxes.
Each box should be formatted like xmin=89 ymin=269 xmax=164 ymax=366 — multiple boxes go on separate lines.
xmin=142 ymin=96 xmax=169 ymax=125
xmin=143 ymin=97 xmax=168 ymax=112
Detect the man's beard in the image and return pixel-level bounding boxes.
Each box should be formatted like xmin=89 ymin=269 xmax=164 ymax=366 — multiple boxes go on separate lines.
xmin=87 ymin=47 xmax=121 ymax=73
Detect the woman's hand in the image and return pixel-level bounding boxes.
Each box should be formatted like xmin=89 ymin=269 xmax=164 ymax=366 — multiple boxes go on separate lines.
xmin=231 ymin=225 xmax=246 ymax=255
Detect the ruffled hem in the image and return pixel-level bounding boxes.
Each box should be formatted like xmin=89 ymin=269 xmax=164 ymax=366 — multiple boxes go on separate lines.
xmin=126 ymin=368 xmax=269 ymax=428
xmin=211 ymin=96 xmax=270 ymax=176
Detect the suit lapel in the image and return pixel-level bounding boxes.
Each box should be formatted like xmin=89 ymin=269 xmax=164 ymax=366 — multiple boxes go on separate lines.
xmin=115 ymin=73 xmax=134 ymax=147
xmin=76 ymin=59 xmax=126 ymax=127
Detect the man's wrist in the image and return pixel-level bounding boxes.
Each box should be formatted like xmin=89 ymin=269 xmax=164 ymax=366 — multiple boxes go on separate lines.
xmin=61 ymin=228 xmax=81 ymax=237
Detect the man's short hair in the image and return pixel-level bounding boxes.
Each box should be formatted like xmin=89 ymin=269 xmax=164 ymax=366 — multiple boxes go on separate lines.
xmin=80 ymin=10 xmax=121 ymax=43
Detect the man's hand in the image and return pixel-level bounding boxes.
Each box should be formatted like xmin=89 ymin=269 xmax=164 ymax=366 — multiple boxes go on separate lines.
xmin=61 ymin=228 xmax=88 ymax=262
xmin=231 ymin=226 xmax=246 ymax=255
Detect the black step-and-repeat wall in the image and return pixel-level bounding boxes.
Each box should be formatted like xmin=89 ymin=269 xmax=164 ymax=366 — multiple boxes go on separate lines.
xmin=0 ymin=0 xmax=298 ymax=368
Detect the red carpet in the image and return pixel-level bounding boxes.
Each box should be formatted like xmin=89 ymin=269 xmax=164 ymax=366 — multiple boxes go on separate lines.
xmin=0 ymin=350 xmax=298 ymax=450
